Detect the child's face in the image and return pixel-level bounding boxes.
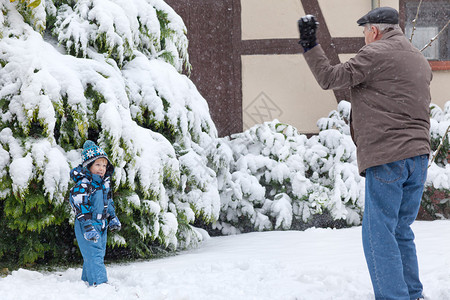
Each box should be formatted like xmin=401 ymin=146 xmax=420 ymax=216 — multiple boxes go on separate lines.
xmin=89 ymin=157 xmax=108 ymax=177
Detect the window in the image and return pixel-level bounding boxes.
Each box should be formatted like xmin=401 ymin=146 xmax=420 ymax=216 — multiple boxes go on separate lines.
xmin=405 ymin=26 xmax=439 ymax=59
xmin=404 ymin=1 xmax=449 ymax=61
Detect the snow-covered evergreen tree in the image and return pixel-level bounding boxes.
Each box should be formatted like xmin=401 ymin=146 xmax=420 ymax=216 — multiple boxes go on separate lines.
xmin=0 ymin=0 xmax=219 ymax=264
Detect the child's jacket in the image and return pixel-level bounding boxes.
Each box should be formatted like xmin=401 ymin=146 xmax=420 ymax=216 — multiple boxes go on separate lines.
xmin=69 ymin=165 xmax=116 ymax=232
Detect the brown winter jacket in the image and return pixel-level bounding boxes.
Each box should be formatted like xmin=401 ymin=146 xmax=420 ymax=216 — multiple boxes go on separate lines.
xmin=303 ymin=28 xmax=432 ymax=175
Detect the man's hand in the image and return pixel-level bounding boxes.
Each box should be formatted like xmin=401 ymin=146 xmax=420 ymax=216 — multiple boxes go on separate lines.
xmin=298 ymin=15 xmax=319 ymax=52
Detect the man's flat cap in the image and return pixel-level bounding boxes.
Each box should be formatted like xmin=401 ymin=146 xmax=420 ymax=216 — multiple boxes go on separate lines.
xmin=357 ymin=7 xmax=399 ymax=26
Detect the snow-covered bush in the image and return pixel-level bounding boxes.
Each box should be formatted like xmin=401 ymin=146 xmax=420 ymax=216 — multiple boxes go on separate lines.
xmin=422 ymin=102 xmax=450 ymax=219
xmin=209 ymin=101 xmax=365 ymax=235
xmin=209 ymin=100 xmax=450 ymax=235
xmin=0 ymin=0 xmax=218 ymax=265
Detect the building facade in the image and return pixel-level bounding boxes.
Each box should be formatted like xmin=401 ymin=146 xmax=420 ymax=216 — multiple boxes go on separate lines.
xmin=165 ymin=0 xmax=450 ymax=137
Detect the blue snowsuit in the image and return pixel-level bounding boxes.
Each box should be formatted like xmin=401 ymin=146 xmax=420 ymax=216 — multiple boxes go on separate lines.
xmin=69 ymin=164 xmax=116 ymax=286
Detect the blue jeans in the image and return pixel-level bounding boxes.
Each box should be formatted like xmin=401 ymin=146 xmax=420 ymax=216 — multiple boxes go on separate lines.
xmin=362 ymin=154 xmax=428 ymax=300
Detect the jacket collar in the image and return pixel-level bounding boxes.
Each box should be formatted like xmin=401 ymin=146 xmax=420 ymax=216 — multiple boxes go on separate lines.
xmin=70 ymin=164 xmax=111 ymax=184
xmin=380 ymin=28 xmax=404 ymax=40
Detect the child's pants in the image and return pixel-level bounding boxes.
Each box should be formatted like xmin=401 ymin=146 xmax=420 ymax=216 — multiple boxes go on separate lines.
xmin=75 ymin=220 xmax=108 ymax=286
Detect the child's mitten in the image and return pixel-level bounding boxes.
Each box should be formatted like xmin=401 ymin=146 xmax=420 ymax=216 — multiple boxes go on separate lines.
xmin=84 ymin=225 xmax=100 ymax=243
xmin=109 ymin=216 xmax=122 ymax=232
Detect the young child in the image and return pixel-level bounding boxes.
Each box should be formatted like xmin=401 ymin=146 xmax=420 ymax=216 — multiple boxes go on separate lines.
xmin=69 ymin=140 xmax=121 ymax=286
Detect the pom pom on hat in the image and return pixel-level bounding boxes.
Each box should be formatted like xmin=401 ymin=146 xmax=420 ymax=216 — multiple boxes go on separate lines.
xmin=83 ymin=140 xmax=96 ymax=150
xmin=81 ymin=140 xmax=110 ymax=168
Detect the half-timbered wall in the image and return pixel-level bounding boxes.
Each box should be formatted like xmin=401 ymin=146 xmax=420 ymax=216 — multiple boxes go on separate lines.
xmin=166 ymin=0 xmax=450 ymax=136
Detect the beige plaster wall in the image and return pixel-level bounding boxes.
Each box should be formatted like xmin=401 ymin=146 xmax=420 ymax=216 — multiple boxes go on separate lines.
xmin=430 ymin=71 xmax=450 ymax=109
xmin=317 ymin=0 xmax=371 ymax=37
xmin=241 ymin=0 xmax=401 ymax=40
xmin=338 ymin=53 xmax=357 ymax=62
xmin=242 ymin=54 xmax=337 ymax=133
xmin=317 ymin=1 xmax=399 ymax=37
xmin=241 ymin=0 xmax=304 ymax=40
xmin=379 ymin=0 xmax=399 ymax=10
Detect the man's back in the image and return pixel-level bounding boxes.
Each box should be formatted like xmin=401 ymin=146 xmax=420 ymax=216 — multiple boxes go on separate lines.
xmin=349 ymin=28 xmax=432 ymax=173
xmin=303 ymin=28 xmax=432 ymax=174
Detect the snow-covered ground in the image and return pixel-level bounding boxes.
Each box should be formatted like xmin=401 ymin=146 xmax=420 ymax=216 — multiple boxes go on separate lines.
xmin=1 ymin=221 xmax=450 ymax=300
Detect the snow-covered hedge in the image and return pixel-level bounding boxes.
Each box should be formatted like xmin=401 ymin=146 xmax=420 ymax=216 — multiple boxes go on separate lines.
xmin=422 ymin=102 xmax=450 ymax=218
xmin=209 ymin=101 xmax=364 ymax=234
xmin=210 ymin=102 xmax=362 ymax=234
xmin=207 ymin=100 xmax=450 ymax=234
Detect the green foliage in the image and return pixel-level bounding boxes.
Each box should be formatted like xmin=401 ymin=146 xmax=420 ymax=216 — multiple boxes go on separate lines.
xmin=156 ymin=9 xmax=190 ymax=74
xmin=0 ymin=189 xmax=72 ymax=265
xmin=10 ymin=0 xmax=42 ymax=9
xmin=84 ymin=84 xmax=103 ymax=131
xmin=11 ymin=0 xmax=45 ymax=33
xmin=94 ymin=32 xmax=134 ymax=66
xmin=110 ymin=190 xmax=159 ymax=257
xmin=133 ymin=107 xmax=177 ymax=144
xmin=430 ymin=129 xmax=450 ymax=166
xmin=54 ymin=95 xmax=88 ymax=150
xmin=429 ymin=103 xmax=450 ymax=166
xmin=420 ymin=187 xmax=450 ymax=220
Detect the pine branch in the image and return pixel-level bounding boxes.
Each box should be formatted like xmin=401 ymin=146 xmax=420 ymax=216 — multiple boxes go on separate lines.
xmin=429 ymin=124 xmax=450 ymax=168
xmin=409 ymin=0 xmax=423 ymax=43
xmin=420 ymin=20 xmax=450 ymax=53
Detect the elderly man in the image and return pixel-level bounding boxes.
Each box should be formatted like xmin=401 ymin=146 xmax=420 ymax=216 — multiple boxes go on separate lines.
xmin=298 ymin=7 xmax=431 ymax=300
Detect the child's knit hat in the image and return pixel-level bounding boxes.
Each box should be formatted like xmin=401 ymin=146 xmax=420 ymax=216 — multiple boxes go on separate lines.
xmin=81 ymin=140 xmax=110 ymax=168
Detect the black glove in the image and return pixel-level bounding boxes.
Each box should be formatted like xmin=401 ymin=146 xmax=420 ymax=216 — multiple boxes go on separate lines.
xmin=298 ymin=15 xmax=319 ymax=52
